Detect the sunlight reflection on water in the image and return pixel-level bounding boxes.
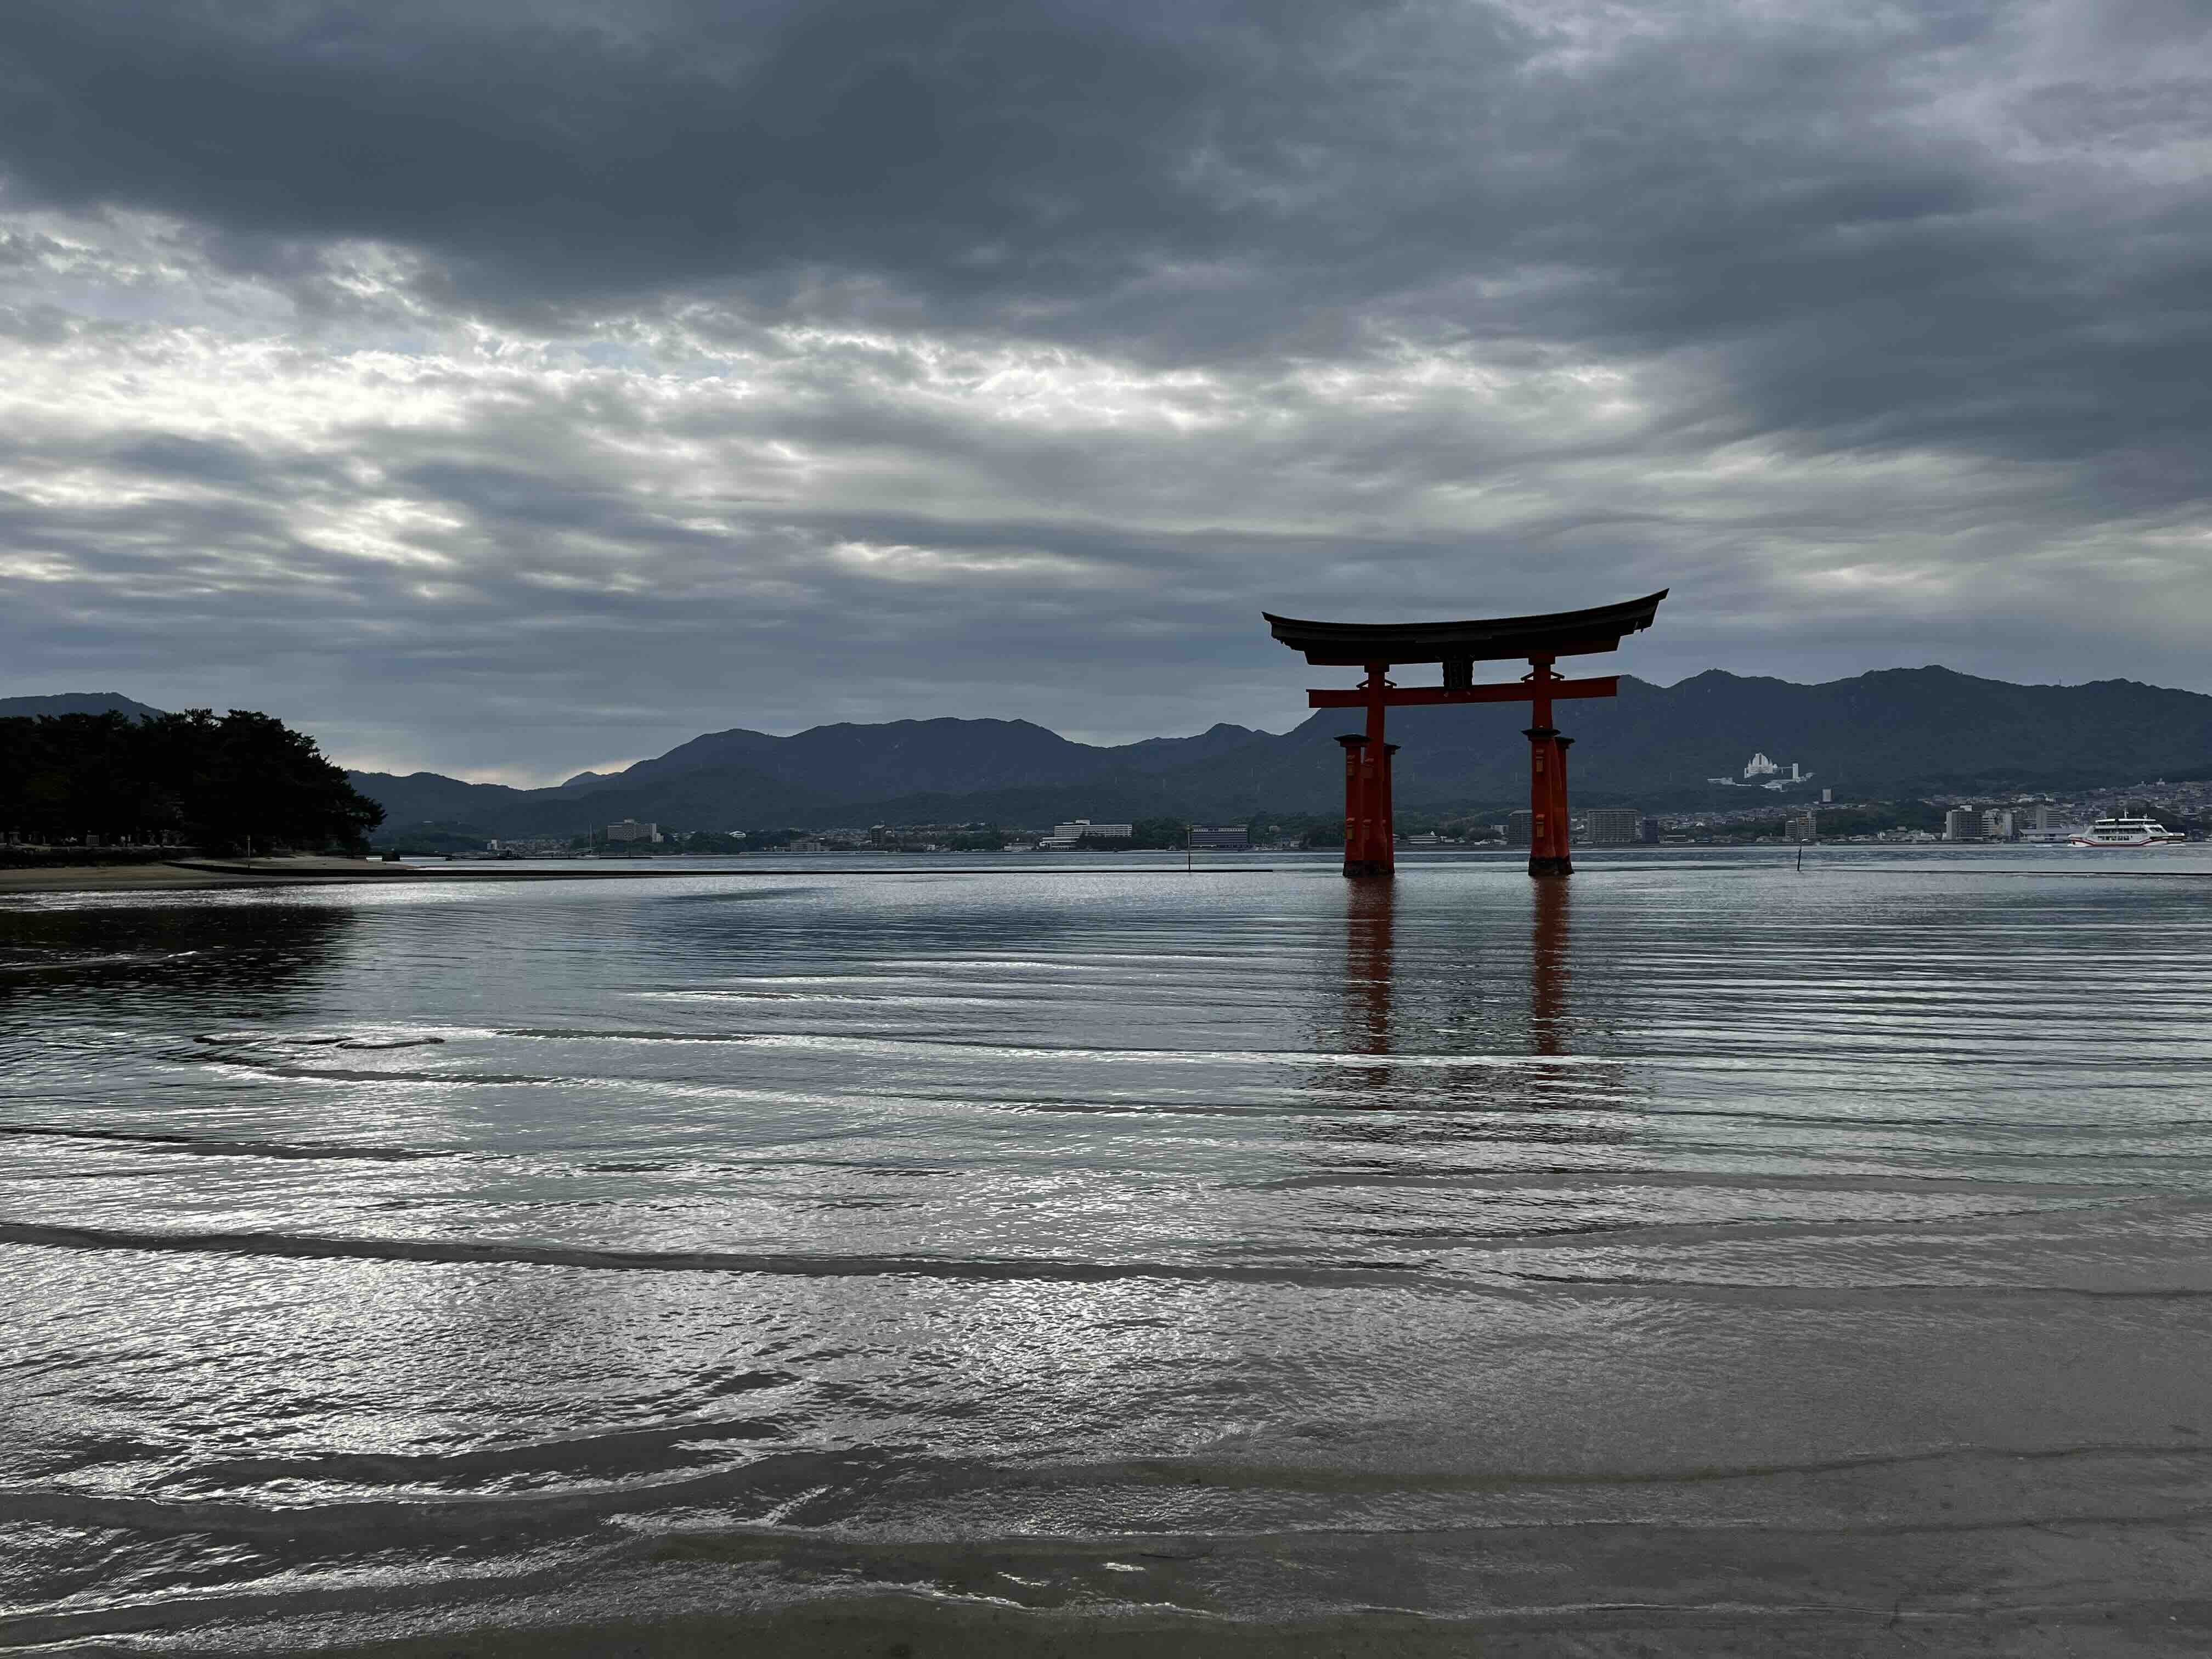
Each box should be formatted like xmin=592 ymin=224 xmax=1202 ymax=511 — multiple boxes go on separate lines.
xmin=5 ymin=849 xmax=2212 ymax=1652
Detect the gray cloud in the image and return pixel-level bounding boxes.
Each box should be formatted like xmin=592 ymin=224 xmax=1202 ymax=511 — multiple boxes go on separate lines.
xmin=1 ymin=0 xmax=2208 ymax=780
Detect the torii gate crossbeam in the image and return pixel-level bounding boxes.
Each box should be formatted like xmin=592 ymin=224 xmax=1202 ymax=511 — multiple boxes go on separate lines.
xmin=1265 ymin=591 xmax=1667 ymax=879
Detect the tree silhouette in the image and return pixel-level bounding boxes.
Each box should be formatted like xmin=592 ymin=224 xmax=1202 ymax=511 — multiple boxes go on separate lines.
xmin=0 ymin=709 xmax=382 ymax=854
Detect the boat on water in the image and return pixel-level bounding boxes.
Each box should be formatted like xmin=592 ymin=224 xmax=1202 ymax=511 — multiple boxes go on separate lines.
xmin=2068 ymin=815 xmax=2187 ymax=847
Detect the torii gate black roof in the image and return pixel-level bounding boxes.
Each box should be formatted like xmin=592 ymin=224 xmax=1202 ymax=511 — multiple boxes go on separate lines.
xmin=1262 ymin=589 xmax=1667 ymax=666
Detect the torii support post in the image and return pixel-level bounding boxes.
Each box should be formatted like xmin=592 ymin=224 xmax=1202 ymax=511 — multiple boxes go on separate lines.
xmin=1336 ymin=664 xmax=1397 ymax=878
xmin=1335 ymin=735 xmax=1371 ymax=876
xmin=1525 ymin=656 xmax=1573 ymax=878
xmin=1333 ymin=739 xmax=1400 ymax=879
xmin=1262 ymin=590 xmax=1667 ymax=882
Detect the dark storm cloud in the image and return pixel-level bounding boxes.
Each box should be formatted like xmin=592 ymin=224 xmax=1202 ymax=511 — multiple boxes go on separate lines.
xmin=0 ymin=5 xmax=2042 ymax=330
xmin=0 ymin=0 xmax=1304 ymax=312
xmin=1 ymin=0 xmax=2208 ymax=776
xmin=4 ymin=0 xmax=2197 ymax=472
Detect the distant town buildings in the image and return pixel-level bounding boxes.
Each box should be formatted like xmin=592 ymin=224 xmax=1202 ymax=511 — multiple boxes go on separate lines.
xmin=455 ymin=777 xmax=2204 ymax=864
xmin=1584 ymin=808 xmax=1652 ymax=846
xmin=1642 ymin=780 xmax=2203 ymax=846
xmin=1045 ymin=819 xmax=1135 ymax=847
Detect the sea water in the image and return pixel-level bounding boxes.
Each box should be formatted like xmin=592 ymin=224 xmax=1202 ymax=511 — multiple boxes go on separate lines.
xmin=4 ymin=849 xmax=2211 ymax=1655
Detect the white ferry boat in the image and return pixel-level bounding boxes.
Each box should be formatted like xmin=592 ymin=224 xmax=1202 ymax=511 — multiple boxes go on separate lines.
xmin=2068 ymin=815 xmax=2186 ymax=848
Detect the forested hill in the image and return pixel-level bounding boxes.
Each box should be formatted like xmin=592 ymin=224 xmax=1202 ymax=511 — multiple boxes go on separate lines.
xmin=345 ymin=667 xmax=2212 ymax=837
xmin=1 ymin=709 xmax=383 ymax=853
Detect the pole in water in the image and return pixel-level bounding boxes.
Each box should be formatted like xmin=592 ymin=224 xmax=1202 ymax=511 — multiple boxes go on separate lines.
xmin=1796 ymin=843 xmax=1803 ymax=873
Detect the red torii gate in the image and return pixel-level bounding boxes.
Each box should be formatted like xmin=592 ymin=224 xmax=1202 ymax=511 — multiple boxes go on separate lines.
xmin=1263 ymin=591 xmax=1667 ymax=879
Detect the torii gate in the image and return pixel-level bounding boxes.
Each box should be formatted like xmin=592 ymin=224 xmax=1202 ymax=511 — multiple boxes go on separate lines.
xmin=1263 ymin=591 xmax=1667 ymax=879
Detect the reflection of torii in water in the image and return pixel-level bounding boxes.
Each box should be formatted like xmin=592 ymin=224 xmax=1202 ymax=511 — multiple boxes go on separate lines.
xmin=1334 ymin=877 xmax=1577 ymax=1090
xmin=1309 ymin=884 xmax=1628 ymax=1159
xmin=1308 ymin=883 xmax=1627 ymax=1169
xmin=1529 ymin=878 xmax=1569 ymax=1058
xmin=1343 ymin=881 xmax=1396 ymax=1098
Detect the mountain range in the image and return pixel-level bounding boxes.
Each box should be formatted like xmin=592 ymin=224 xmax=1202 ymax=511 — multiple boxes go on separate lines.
xmin=0 ymin=692 xmax=168 ymax=721
xmin=329 ymin=667 xmax=2212 ymax=837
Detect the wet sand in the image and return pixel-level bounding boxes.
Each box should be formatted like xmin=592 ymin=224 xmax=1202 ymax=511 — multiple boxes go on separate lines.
xmin=317 ymin=1598 xmax=2212 ymax=1659
xmin=0 ymin=857 xmax=732 ymax=895
xmin=0 ymin=857 xmax=1277 ymax=894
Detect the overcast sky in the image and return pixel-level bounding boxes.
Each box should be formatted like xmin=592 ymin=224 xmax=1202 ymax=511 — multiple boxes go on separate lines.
xmin=2 ymin=1 xmax=2206 ymax=782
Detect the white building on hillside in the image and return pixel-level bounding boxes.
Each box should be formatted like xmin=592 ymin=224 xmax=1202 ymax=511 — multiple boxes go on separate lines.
xmin=1706 ymin=752 xmax=1813 ymax=790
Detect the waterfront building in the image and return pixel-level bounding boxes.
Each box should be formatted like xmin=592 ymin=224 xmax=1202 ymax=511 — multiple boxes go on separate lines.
xmin=1506 ymin=810 xmax=1534 ymax=848
xmin=1188 ymin=826 xmax=1249 ymax=849
xmin=1585 ymin=808 xmax=1645 ymax=846
xmin=1982 ymin=809 xmax=2016 ymax=840
xmin=605 ymin=819 xmax=659 ymax=844
xmin=1943 ymin=809 xmax=1975 ymax=841
xmin=1045 ymin=819 xmax=1135 ymax=847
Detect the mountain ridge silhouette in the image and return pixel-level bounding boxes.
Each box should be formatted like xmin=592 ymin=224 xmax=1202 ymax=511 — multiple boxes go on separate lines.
xmin=338 ymin=666 xmax=2212 ymax=834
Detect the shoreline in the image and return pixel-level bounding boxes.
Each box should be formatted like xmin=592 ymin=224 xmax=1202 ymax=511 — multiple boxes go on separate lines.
xmin=0 ymin=857 xmax=1282 ymax=895
xmin=8 ymin=849 xmax=2204 ymax=897
xmin=0 ymin=857 xmax=736 ymax=894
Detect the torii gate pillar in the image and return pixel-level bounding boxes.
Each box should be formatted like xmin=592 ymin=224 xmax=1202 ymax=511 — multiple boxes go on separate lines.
xmin=1524 ymin=657 xmax=1576 ymax=878
xmin=1335 ymin=662 xmax=1400 ymax=877
xmin=1336 ymin=726 xmax=1398 ymax=879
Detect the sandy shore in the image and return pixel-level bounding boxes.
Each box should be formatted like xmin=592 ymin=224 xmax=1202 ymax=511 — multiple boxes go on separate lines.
xmin=295 ymin=1596 xmax=2212 ymax=1658
xmin=0 ymin=856 xmax=733 ymax=895
xmin=0 ymin=856 xmax=1282 ymax=895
